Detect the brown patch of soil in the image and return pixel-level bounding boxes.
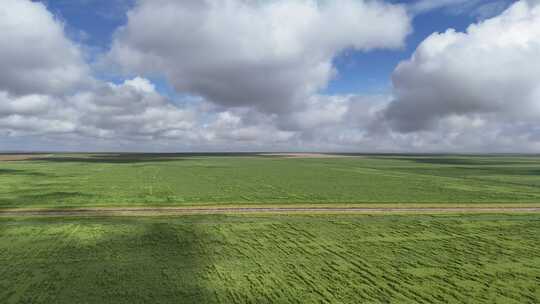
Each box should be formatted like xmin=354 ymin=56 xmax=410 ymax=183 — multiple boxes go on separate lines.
xmin=259 ymin=153 xmax=357 ymax=158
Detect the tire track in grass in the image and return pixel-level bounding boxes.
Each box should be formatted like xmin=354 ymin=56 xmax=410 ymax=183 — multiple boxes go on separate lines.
xmin=1 ymin=206 xmax=540 ymax=217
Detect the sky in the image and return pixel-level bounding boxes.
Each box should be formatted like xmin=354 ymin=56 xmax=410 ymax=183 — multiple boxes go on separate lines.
xmin=2 ymin=0 xmax=540 ymax=152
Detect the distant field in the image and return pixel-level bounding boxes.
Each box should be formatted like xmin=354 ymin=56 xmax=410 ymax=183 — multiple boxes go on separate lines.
xmin=1 ymin=214 xmax=538 ymax=303
xmin=2 ymin=153 xmax=540 ymax=208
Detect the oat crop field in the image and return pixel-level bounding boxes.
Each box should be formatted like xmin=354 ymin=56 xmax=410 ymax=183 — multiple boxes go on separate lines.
xmin=2 ymin=153 xmax=540 ymax=208
xmin=1 ymin=214 xmax=539 ymax=304
xmin=2 ymin=153 xmax=540 ymax=304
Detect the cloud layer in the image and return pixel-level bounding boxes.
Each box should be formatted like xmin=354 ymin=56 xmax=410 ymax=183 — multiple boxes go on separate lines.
xmin=0 ymin=1 xmax=194 ymax=142
xmin=2 ymin=0 xmax=540 ymax=152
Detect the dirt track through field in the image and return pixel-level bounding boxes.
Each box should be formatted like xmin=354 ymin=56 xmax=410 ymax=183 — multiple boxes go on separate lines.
xmin=1 ymin=206 xmax=540 ymax=217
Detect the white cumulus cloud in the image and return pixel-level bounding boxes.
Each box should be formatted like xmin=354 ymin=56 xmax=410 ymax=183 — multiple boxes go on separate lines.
xmin=107 ymin=0 xmax=411 ymax=113
xmin=385 ymin=0 xmax=540 ymax=132
xmin=0 ymin=0 xmax=88 ymax=96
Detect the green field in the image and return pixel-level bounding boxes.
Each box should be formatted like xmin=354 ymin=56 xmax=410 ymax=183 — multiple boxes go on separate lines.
xmin=2 ymin=154 xmax=540 ymax=208
xmin=1 ymin=214 xmax=539 ymax=304
xmin=2 ymin=154 xmax=540 ymax=303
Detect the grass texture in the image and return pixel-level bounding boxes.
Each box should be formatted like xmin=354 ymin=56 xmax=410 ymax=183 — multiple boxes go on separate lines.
xmin=2 ymin=154 xmax=540 ymax=208
xmin=1 ymin=214 xmax=539 ymax=303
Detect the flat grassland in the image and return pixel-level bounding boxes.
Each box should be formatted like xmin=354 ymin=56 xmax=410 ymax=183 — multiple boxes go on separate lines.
xmin=2 ymin=154 xmax=540 ymax=303
xmin=1 ymin=214 xmax=539 ymax=304
xmin=2 ymin=153 xmax=540 ymax=209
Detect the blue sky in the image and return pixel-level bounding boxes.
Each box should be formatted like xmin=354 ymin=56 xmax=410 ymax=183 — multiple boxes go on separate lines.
xmin=38 ymin=0 xmax=515 ymax=97
xmin=330 ymin=0 xmax=516 ymax=95
xmin=329 ymin=7 xmax=480 ymax=95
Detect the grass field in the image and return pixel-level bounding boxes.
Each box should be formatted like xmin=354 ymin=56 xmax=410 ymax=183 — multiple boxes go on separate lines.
xmin=2 ymin=154 xmax=539 ymax=303
xmin=2 ymin=153 xmax=540 ymax=208
xmin=1 ymin=214 xmax=539 ymax=304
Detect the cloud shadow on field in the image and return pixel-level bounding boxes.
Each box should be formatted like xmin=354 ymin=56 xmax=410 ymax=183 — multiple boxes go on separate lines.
xmin=0 ymin=168 xmax=51 ymax=176
xmin=26 ymin=153 xmax=261 ymax=164
xmin=0 ymin=217 xmax=217 ymax=304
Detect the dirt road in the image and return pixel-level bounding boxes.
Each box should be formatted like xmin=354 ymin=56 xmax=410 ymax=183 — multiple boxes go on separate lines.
xmin=1 ymin=206 xmax=539 ymax=217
